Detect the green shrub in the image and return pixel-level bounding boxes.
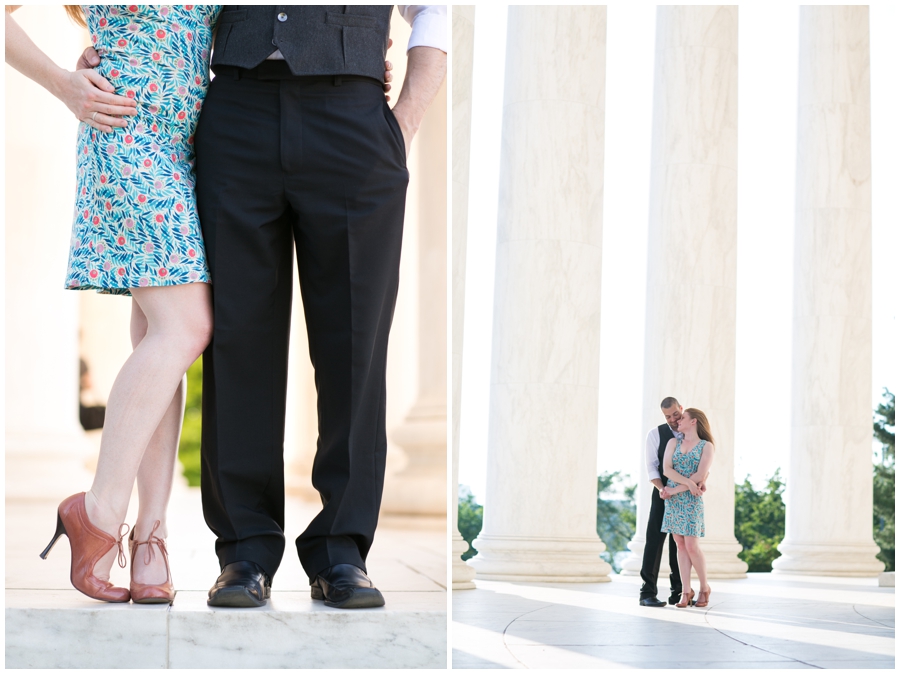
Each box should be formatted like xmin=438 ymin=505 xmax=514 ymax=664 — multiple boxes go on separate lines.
xmin=177 ymin=358 xmax=203 ymax=487
xmin=457 ymin=485 xmax=483 ymax=561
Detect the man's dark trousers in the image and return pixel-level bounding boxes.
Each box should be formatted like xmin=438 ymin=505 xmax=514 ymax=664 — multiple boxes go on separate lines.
xmin=639 ymin=487 xmax=681 ymax=600
xmin=194 ymin=62 xmax=409 ymax=583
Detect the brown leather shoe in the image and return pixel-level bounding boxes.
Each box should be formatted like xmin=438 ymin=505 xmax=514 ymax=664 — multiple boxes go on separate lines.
xmin=129 ymin=520 xmax=175 ymax=604
xmin=39 ymin=492 xmax=131 ymax=603
xmin=675 ymin=589 xmax=695 ymax=608
xmin=695 ymin=586 xmax=712 ymax=608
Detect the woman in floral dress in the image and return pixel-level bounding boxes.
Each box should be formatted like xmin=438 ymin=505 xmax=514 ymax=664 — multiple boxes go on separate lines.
xmin=5 ymin=4 xmax=221 ymax=603
xmin=661 ymin=408 xmax=716 ymax=608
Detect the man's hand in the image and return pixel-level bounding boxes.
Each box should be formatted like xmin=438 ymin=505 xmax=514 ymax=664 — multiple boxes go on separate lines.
xmin=390 ymin=45 xmax=446 ymax=156
xmin=383 ymin=39 xmax=393 ymax=100
xmin=77 ymin=46 xmax=100 ymax=71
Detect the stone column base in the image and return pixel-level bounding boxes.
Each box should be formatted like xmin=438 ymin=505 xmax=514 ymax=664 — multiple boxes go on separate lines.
xmin=619 ymin=535 xmax=644 ymax=576
xmin=772 ymin=541 xmax=885 ymax=577
xmin=469 ymin=535 xmax=612 ymax=582
xmin=699 ymin=537 xmax=748 ymax=579
xmin=383 ymin=407 xmax=446 ymax=516
xmin=6 ymin=430 xmax=95 ymax=502
xmin=452 ymin=533 xmax=476 ymax=590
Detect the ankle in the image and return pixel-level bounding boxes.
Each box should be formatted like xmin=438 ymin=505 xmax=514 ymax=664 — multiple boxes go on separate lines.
xmin=133 ymin=518 xmax=168 ymax=541
xmin=84 ymin=490 xmax=127 ymax=537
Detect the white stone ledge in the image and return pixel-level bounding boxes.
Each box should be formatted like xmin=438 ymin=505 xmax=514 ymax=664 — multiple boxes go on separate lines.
xmin=6 ymin=589 xmax=446 ymax=669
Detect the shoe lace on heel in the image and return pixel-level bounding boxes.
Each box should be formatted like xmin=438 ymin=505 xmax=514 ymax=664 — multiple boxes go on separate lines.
xmin=115 ymin=523 xmax=130 ymax=568
xmin=136 ymin=520 xmax=167 ymax=565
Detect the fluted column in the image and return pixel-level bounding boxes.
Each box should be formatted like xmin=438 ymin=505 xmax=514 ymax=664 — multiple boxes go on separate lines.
xmin=451 ymin=5 xmax=477 ymax=590
xmin=772 ymin=6 xmax=883 ymax=577
xmin=469 ymin=6 xmax=611 ymax=582
xmin=5 ymin=7 xmax=94 ymax=499
xmin=384 ymin=76 xmax=448 ymax=515
xmin=626 ymin=6 xmax=747 ymax=579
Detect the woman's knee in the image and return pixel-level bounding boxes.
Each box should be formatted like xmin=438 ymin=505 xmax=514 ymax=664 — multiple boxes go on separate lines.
xmin=684 ymin=536 xmax=700 ymax=554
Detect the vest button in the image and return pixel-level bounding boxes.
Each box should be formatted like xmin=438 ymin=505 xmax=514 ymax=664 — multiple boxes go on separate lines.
xmin=277 ymin=12 xmax=288 ymax=22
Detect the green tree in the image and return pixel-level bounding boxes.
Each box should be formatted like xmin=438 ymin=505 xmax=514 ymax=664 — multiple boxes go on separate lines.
xmin=873 ymin=388 xmax=895 ymax=571
xmin=177 ymin=358 xmax=203 ymax=486
xmin=457 ymin=485 xmax=483 ymax=561
xmin=734 ymin=471 xmax=786 ymax=572
xmin=596 ymin=471 xmax=636 ymax=573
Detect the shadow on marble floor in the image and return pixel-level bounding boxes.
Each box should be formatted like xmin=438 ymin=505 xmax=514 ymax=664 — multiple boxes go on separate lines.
xmin=451 ymin=574 xmax=895 ymax=669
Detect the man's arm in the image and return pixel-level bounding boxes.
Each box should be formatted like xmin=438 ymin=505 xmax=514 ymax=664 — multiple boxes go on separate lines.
xmin=390 ymin=45 xmax=446 ymax=156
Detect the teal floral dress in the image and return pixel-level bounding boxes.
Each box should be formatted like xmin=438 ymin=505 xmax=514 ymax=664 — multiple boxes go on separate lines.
xmin=661 ymin=439 xmax=706 ymax=537
xmin=66 ymin=5 xmax=221 ymax=295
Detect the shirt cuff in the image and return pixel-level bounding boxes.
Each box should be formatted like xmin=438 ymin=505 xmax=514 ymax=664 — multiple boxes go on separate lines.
xmin=648 ymin=470 xmax=661 ymax=482
xmin=405 ymin=6 xmax=448 ymax=53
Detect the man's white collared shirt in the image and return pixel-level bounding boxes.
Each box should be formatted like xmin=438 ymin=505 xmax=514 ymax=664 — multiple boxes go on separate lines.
xmin=646 ymin=426 xmax=684 ymax=482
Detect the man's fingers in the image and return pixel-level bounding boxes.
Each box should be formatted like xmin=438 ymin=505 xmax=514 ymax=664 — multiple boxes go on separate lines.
xmin=385 ymin=70 xmax=393 ymax=83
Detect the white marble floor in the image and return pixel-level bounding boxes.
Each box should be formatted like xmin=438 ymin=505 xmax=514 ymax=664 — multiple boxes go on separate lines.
xmin=452 ymin=574 xmax=894 ymax=669
xmin=6 ymin=485 xmax=447 ymax=668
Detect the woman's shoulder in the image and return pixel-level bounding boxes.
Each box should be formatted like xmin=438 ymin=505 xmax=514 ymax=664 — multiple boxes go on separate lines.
xmin=701 ymin=440 xmax=715 ymax=453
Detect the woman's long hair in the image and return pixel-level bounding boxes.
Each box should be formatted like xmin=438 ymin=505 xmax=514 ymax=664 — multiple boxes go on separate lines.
xmin=64 ymin=6 xmax=86 ymax=27
xmin=684 ymin=408 xmax=714 ymax=445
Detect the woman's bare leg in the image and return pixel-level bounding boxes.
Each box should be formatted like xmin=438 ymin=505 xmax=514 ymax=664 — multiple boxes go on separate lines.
xmin=685 ymin=536 xmax=709 ymax=594
xmin=673 ymin=534 xmax=692 ymax=596
xmin=83 ymin=283 xmax=211 ymax=582
xmin=127 ymin=301 xmax=189 ymax=585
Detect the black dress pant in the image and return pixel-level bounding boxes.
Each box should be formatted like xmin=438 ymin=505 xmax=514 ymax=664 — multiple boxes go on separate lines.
xmin=194 ymin=63 xmax=408 ymax=582
xmin=639 ymin=488 xmax=682 ymax=600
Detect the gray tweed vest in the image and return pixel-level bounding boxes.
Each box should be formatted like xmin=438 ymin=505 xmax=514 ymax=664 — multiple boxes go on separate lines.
xmin=211 ymin=5 xmax=394 ymax=80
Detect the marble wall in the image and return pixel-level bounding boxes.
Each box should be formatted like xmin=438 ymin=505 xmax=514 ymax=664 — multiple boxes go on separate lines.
xmin=625 ymin=6 xmax=747 ymax=578
xmin=5 ymin=6 xmax=95 ymax=499
xmin=469 ymin=6 xmax=611 ymax=582
xmin=451 ymin=5 xmax=477 ymax=590
xmin=772 ymin=6 xmax=883 ymax=577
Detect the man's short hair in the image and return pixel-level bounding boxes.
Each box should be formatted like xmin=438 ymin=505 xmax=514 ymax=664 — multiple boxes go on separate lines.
xmin=660 ymin=396 xmax=680 ymax=409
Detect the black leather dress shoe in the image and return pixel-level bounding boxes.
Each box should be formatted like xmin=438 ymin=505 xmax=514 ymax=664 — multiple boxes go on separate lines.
xmin=311 ymin=564 xmax=385 ymax=609
xmin=639 ymin=596 xmax=667 ymax=608
xmin=207 ymin=561 xmax=271 ymax=608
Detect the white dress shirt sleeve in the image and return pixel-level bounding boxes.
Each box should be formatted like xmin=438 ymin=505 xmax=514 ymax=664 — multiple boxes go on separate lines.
xmin=398 ymin=5 xmax=448 ymax=53
xmin=646 ymin=427 xmax=662 ymax=482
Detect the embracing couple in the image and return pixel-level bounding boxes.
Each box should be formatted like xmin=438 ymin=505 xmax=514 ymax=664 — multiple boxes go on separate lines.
xmin=7 ymin=5 xmax=446 ymax=609
xmin=638 ymin=397 xmax=716 ymax=609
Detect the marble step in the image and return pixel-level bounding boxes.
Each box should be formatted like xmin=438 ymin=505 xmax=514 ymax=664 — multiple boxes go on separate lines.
xmin=6 ymin=588 xmax=446 ymax=669
xmin=6 ymin=489 xmax=448 ymax=669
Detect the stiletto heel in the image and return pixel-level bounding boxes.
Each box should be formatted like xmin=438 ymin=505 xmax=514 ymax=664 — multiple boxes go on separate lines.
xmin=52 ymin=493 xmax=131 ymax=603
xmin=39 ymin=513 xmax=67 ymax=559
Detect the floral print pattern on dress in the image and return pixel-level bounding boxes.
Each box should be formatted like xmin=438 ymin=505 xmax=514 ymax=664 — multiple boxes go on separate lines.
xmin=66 ymin=5 xmax=221 ymax=295
xmin=661 ymin=439 xmax=707 ymax=537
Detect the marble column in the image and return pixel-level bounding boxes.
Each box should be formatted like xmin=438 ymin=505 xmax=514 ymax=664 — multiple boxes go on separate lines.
xmin=772 ymin=6 xmax=883 ymax=577
xmin=469 ymin=6 xmax=611 ymax=582
xmin=384 ymin=77 xmax=448 ymax=516
xmin=451 ymin=5 xmax=477 ymax=590
xmin=623 ymin=6 xmax=747 ymax=579
xmin=5 ymin=7 xmax=94 ymax=499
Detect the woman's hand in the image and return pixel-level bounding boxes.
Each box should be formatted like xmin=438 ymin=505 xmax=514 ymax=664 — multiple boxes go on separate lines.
xmin=52 ymin=68 xmax=137 ymax=133
xmin=687 ymin=481 xmax=701 ymax=497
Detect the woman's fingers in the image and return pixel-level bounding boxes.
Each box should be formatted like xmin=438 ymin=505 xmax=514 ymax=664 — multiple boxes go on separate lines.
xmin=83 ymin=116 xmax=116 ymax=134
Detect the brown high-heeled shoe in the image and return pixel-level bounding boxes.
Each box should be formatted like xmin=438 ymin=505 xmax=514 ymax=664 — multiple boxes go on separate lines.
xmin=695 ymin=586 xmax=712 ymax=608
xmin=39 ymin=492 xmax=131 ymax=603
xmin=675 ymin=589 xmax=695 ymax=608
xmin=129 ymin=520 xmax=175 ymax=604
